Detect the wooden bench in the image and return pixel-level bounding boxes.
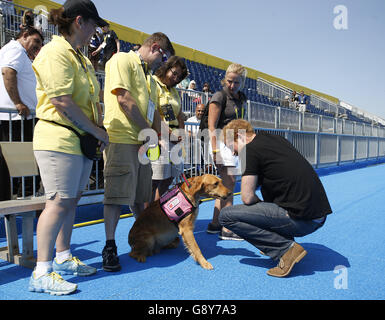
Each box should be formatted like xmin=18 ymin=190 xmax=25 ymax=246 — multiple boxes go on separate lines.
xmin=0 ymin=196 xmax=45 ymax=269
xmin=0 ymin=142 xmax=105 ymax=269
xmin=0 ymin=142 xmax=42 ymax=268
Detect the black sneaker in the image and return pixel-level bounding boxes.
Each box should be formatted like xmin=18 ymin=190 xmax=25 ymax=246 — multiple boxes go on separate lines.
xmin=219 ymin=229 xmax=244 ymax=241
xmin=102 ymin=246 xmax=121 ymax=272
xmin=206 ymin=222 xmax=222 ymax=234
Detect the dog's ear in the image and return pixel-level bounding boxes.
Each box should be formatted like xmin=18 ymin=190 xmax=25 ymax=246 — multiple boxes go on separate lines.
xmin=189 ymin=175 xmax=204 ymax=193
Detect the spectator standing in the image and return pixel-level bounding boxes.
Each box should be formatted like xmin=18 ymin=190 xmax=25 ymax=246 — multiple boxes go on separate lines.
xmin=29 ymin=0 xmax=109 ymax=295
xmin=102 ymin=32 xmax=174 ymax=272
xmin=186 ymin=103 xmax=205 ymax=136
xmin=0 ymin=0 xmax=14 ymax=16
xmin=0 ymin=26 xmax=43 ymax=200
xmin=298 ymin=90 xmax=308 ymax=112
xmin=188 ymin=80 xmax=197 ymax=91
xmin=92 ymin=22 xmax=120 ymax=68
xmin=186 ymin=103 xmax=205 ymax=173
xmin=206 ymin=63 xmax=247 ymax=240
xmin=151 ymin=56 xmax=188 ymax=201
xmin=290 ymin=90 xmax=299 ymax=109
xmin=202 ymin=82 xmax=212 ymax=94
xmin=88 ymin=26 xmax=104 ymax=71
xmin=20 ymin=9 xmax=34 ymax=28
xmin=0 ymin=0 xmax=15 ymax=44
xmin=220 ymin=119 xmax=332 ymax=277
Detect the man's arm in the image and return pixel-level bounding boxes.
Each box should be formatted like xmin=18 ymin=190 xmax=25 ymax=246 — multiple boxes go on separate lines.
xmin=2 ymin=67 xmax=30 ymax=117
xmin=241 ymin=175 xmax=260 ymax=205
xmin=115 ymin=88 xmax=151 ymax=131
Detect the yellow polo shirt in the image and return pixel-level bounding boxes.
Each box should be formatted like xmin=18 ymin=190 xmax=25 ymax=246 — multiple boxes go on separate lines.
xmin=153 ymin=75 xmax=181 ymax=129
xmin=103 ymin=51 xmax=158 ymax=144
xmin=32 ymin=35 xmax=100 ymax=155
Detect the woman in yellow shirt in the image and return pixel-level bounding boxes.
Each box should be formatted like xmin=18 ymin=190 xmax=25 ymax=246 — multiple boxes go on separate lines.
xmin=151 ymin=56 xmax=188 ymax=200
xmin=29 ymin=0 xmax=108 ymax=295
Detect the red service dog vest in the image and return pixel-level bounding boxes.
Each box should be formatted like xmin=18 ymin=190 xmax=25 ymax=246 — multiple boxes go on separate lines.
xmin=159 ymin=185 xmax=194 ymax=224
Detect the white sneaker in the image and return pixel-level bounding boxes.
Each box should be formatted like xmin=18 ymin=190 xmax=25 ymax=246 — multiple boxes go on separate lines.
xmin=28 ymin=271 xmax=77 ymax=295
xmin=53 ymin=255 xmax=97 ymax=276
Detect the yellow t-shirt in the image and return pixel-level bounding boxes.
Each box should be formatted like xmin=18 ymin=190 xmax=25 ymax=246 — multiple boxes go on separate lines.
xmin=32 ymin=35 xmax=100 ymax=155
xmin=153 ymin=75 xmax=181 ymax=129
xmin=103 ymin=51 xmax=158 ymax=144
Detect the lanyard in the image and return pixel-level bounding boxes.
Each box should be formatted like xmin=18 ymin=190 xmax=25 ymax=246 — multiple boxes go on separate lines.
xmin=135 ymin=51 xmax=155 ymax=96
xmin=234 ymin=105 xmax=244 ymax=119
xmin=73 ymin=49 xmax=98 ymax=124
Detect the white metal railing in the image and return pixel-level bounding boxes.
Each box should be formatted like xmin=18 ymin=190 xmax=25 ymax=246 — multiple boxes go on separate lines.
xmin=253 ymin=126 xmax=385 ymax=168
xmin=245 ymin=101 xmax=385 ymax=138
xmin=257 ymin=77 xmax=291 ymax=102
xmin=0 ymin=109 xmax=104 ymax=198
xmin=1 ymin=107 xmax=385 ymax=201
xmin=0 ymin=1 xmax=58 ymax=46
xmin=1 ymin=1 xmax=385 ymax=201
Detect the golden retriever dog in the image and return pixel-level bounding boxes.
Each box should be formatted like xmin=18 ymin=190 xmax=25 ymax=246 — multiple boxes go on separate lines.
xmin=128 ymin=174 xmax=232 ymax=270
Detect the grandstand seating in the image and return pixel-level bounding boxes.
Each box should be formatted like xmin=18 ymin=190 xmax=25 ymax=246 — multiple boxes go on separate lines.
xmin=117 ymin=37 xmax=372 ymax=123
xmin=115 ymin=35 xmax=373 ymax=126
xmin=0 ymin=2 xmax=378 ymax=127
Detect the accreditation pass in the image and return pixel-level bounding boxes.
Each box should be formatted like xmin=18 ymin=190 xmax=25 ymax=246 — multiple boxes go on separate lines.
xmin=147 ymin=99 xmax=155 ymax=123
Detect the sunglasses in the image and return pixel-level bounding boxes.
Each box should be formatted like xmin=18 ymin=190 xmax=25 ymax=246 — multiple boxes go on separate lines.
xmin=158 ymin=47 xmax=169 ymax=62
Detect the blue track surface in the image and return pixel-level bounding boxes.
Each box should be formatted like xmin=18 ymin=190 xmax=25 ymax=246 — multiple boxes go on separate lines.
xmin=1 ymin=163 xmax=385 ymax=300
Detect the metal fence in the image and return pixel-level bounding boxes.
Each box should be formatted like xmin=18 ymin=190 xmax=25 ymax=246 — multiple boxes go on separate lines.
xmin=2 ymin=103 xmax=385 ymax=200
xmin=246 ymin=101 xmax=385 ymax=138
xmin=1 ymin=1 xmax=385 ymax=200
xmin=0 ymin=109 xmax=104 ymax=198
xmin=0 ymin=1 xmax=57 ymax=46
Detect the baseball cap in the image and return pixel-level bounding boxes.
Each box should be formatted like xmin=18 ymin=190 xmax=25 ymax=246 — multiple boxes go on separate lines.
xmin=63 ymin=0 xmax=107 ymax=27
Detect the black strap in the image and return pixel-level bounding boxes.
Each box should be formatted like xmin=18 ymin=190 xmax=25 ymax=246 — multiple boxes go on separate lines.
xmin=40 ymin=119 xmax=82 ymax=138
xmin=177 ymin=185 xmax=196 ymax=209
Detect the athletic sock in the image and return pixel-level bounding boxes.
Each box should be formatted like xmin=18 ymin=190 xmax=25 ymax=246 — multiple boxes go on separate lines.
xmin=55 ymin=249 xmax=71 ymax=264
xmin=34 ymin=261 xmax=53 ymax=278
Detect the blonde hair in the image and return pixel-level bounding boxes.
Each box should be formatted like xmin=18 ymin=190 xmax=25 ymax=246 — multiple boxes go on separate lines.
xmin=223 ymin=119 xmax=254 ymax=142
xmin=221 ymin=63 xmax=247 ymax=89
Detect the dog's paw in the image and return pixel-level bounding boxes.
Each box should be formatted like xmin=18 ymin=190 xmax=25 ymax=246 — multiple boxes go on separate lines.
xmin=200 ymin=260 xmax=214 ymax=270
xmin=136 ymin=255 xmax=147 ymax=263
xmin=129 ymin=252 xmax=147 ymax=263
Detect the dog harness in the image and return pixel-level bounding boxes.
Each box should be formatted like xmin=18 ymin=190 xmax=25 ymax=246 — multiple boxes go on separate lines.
xmin=159 ymin=185 xmax=194 ymax=224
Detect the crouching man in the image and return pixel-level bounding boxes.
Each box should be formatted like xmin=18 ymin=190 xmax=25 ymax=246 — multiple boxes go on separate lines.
xmin=219 ymin=119 xmax=332 ymax=277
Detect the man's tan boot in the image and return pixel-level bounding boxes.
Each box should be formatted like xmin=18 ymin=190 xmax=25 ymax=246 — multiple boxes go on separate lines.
xmin=267 ymin=243 xmax=307 ymax=277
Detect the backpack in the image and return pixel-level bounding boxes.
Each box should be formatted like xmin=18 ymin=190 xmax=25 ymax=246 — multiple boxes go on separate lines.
xmin=198 ymin=90 xmax=246 ymax=131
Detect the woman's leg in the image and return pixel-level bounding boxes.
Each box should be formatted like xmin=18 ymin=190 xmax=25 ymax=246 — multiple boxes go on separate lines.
xmin=211 ymin=166 xmax=235 ymax=231
xmin=34 ymin=151 xmax=92 ymax=263
xmin=36 ymin=195 xmax=78 ymax=262
xmin=55 ymin=194 xmax=81 ymax=254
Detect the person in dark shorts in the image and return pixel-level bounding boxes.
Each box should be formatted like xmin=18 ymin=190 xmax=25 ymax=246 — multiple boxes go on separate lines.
xmin=219 ymin=119 xmax=332 ymax=277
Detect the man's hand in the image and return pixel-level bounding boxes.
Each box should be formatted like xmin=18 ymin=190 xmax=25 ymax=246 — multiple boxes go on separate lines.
xmin=15 ymin=103 xmax=30 ymax=118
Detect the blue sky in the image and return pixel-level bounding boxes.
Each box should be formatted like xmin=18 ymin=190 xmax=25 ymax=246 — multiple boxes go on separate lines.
xmin=55 ymin=0 xmax=385 ymax=120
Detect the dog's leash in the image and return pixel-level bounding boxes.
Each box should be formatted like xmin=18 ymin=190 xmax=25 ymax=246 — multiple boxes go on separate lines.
xmin=180 ymin=173 xmax=191 ymax=188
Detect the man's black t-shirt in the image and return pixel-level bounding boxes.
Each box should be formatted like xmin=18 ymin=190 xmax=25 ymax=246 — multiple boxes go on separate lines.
xmin=103 ymin=30 xmax=118 ymax=58
xmin=242 ymin=132 xmax=332 ymax=220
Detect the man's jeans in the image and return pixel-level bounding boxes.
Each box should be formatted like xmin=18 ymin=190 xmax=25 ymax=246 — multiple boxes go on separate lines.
xmin=219 ymin=202 xmax=326 ymax=260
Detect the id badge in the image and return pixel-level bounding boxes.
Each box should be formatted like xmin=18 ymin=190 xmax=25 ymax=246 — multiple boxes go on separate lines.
xmin=161 ymin=104 xmax=176 ymax=121
xmin=147 ymin=99 xmax=155 ymax=123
